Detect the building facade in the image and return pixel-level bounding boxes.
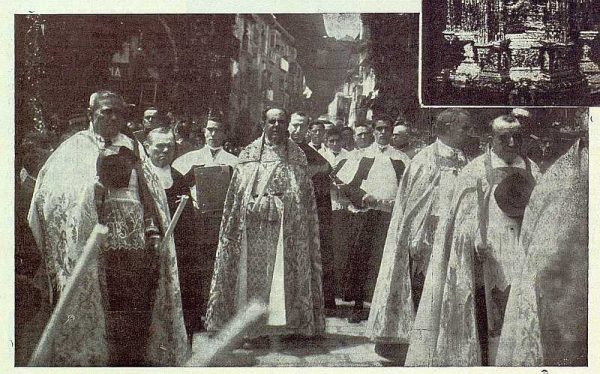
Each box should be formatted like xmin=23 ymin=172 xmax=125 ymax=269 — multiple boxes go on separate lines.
xmin=326 ymin=14 xmax=420 ymax=130
xmin=16 ymin=14 xmax=239 ymax=141
xmin=229 ymin=14 xmax=308 ymax=145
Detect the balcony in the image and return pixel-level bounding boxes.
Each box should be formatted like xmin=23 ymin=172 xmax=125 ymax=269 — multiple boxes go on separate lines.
xmin=268 ymin=50 xmax=278 ymax=64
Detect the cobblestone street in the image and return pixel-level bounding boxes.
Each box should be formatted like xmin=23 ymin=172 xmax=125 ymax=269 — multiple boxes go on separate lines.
xmin=188 ymin=301 xmax=398 ymax=367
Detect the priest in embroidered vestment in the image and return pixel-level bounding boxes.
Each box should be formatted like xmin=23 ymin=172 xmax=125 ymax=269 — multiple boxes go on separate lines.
xmin=495 ymin=128 xmax=588 ymax=366
xmin=405 ymin=114 xmax=541 ymax=366
xmin=205 ymin=108 xmax=325 ymax=339
xmin=366 ymin=108 xmax=473 ymax=362
xmin=27 ymin=91 xmax=188 ymax=366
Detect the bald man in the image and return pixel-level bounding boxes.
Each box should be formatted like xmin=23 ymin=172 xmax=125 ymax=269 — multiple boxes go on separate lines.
xmin=143 ymin=127 xmax=202 ymax=338
xmin=28 ymin=91 xmax=188 ymax=365
xmin=411 ymin=114 xmax=541 ymax=366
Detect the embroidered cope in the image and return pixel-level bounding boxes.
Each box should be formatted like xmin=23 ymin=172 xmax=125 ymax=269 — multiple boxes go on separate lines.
xmin=205 ymin=137 xmax=325 ymax=337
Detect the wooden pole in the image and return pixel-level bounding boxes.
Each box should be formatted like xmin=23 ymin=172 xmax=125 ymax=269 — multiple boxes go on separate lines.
xmin=186 ymin=301 xmax=267 ymax=367
xmin=161 ymin=195 xmax=189 ymax=246
xmin=29 ymin=224 xmax=109 ymax=366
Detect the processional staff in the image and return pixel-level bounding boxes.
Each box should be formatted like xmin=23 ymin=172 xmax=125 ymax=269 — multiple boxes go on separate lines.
xmin=29 ymin=195 xmax=190 ymax=366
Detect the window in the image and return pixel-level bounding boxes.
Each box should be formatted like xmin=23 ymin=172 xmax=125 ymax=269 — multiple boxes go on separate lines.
xmin=283 ymin=93 xmax=289 ymax=108
xmin=280 ymin=58 xmax=289 ymax=72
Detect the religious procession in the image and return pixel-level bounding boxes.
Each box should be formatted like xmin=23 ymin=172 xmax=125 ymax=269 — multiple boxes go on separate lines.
xmin=14 ymin=13 xmax=589 ymax=368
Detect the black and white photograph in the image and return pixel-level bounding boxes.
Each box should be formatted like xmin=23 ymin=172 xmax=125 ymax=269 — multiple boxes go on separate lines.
xmin=421 ymin=0 xmax=600 ymax=106
xmin=9 ymin=6 xmax=592 ymax=371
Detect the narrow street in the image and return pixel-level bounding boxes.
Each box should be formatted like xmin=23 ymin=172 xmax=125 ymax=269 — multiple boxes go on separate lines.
xmin=189 ymin=300 xmax=397 ymax=367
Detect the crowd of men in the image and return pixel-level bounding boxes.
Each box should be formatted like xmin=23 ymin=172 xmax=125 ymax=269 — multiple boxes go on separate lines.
xmin=16 ymin=90 xmax=588 ymax=367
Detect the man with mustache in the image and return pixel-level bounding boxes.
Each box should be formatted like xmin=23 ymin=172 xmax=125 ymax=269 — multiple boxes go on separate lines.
xmin=205 ymin=108 xmax=325 ymax=346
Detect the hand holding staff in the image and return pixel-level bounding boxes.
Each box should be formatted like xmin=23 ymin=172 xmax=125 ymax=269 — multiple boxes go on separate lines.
xmin=162 ymin=195 xmax=189 ymax=247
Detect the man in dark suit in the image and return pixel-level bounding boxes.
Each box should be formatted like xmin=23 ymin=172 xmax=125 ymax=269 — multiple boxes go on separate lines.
xmin=288 ymin=111 xmax=337 ymax=313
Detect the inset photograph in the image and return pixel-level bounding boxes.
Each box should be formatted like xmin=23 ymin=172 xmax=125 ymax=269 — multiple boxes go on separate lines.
xmin=421 ymin=0 xmax=600 ymax=106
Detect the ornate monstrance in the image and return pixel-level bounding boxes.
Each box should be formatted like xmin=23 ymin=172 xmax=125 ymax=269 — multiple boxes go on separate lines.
xmin=439 ymin=0 xmax=599 ymax=104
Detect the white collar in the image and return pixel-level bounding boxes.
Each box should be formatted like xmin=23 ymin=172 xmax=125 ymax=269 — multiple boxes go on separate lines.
xmin=323 ymin=147 xmax=345 ymax=156
xmin=151 ymin=164 xmax=173 ymax=189
xmin=89 ymin=123 xmax=134 ymax=152
xmin=435 ymin=138 xmax=465 ymax=159
xmin=369 ymin=142 xmax=389 ymax=154
xmin=490 ymin=149 xmax=526 ymax=169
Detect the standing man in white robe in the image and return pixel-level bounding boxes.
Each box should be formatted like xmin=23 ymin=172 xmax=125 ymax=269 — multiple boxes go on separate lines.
xmin=367 ymin=108 xmax=473 ymax=363
xmin=496 ymin=117 xmax=588 ymax=366
xmin=172 ymin=115 xmax=238 ymax=205
xmin=414 ymin=114 xmax=541 ymax=366
xmin=28 ymin=91 xmax=188 ymax=366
